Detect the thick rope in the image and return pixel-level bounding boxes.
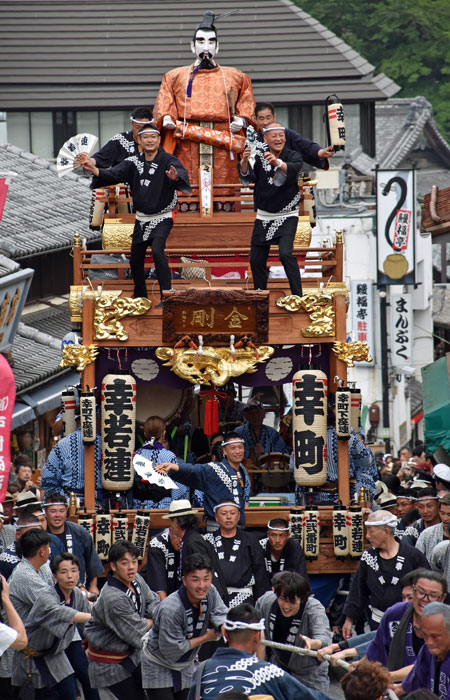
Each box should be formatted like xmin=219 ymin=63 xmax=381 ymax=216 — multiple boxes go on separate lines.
xmin=261 ymin=639 xmax=351 ymax=670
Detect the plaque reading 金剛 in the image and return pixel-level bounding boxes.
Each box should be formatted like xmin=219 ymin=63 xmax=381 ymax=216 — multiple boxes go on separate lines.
xmin=162 ymin=288 xmax=269 ymax=345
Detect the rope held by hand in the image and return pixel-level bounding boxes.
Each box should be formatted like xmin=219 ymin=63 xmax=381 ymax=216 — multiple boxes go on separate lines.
xmin=261 ymin=639 xmax=351 ymax=670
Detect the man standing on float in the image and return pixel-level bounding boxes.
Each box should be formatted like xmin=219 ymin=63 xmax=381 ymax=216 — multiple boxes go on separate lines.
xmin=153 ymin=11 xmax=255 ymax=195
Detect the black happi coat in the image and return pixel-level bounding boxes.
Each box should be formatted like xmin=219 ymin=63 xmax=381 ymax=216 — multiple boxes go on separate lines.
xmin=91 ymin=147 xmax=191 ymax=216
xmin=259 ymin=536 xmax=308 ymax=579
xmin=93 ymin=129 xmax=139 ymax=168
xmin=238 ymin=143 xmax=302 ymax=244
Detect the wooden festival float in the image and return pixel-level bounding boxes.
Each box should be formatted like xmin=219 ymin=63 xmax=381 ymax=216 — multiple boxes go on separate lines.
xmin=61 ymin=123 xmax=372 ymax=574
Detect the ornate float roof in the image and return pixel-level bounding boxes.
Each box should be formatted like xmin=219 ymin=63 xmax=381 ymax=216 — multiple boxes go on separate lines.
xmin=0 ymin=0 xmax=400 ymax=110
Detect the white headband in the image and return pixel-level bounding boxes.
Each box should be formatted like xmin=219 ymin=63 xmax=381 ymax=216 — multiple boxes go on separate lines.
xmin=213 ymin=501 xmax=240 ymax=512
xmin=224 ymin=618 xmax=265 ymax=631
xmin=416 ymin=495 xmax=439 ymax=502
xmin=139 ymin=127 xmax=160 ymax=135
xmin=131 ymin=118 xmax=152 ymax=124
xmin=397 ymin=495 xmax=417 ymax=502
xmin=268 ymin=523 xmax=290 ymax=531
xmin=364 ymin=515 xmax=398 ymax=527
xmin=263 ymin=126 xmax=285 ymax=133
xmin=43 ymin=501 xmax=67 ymax=508
xmin=16 ymin=522 xmax=43 ymax=530
xmin=221 ymin=438 xmax=244 ymax=447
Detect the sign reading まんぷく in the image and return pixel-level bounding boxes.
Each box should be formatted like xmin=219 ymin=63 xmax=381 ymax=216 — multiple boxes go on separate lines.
xmin=162 ymin=289 xmax=269 ymax=344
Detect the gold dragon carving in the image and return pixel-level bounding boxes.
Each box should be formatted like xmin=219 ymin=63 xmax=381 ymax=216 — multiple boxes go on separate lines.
xmin=332 ymin=341 xmax=373 ymax=367
xmin=60 ymin=344 xmax=99 ymax=372
xmin=155 ymin=345 xmax=274 ymax=386
xmin=277 ymin=292 xmax=335 ymax=337
xmin=94 ymin=291 xmax=152 ymax=341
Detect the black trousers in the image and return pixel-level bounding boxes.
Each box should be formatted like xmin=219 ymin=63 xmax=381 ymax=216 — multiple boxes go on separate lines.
xmin=130 ymin=224 xmax=173 ymax=298
xmin=250 ymin=233 xmax=303 ymax=296
xmin=109 ymin=665 xmax=147 ymax=700
xmin=146 ymin=689 xmax=188 ymax=700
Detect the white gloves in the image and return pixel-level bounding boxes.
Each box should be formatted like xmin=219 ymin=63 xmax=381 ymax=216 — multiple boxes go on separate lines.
xmin=163 ymin=115 xmax=176 ymax=129
xmin=230 ymin=116 xmax=245 ymax=133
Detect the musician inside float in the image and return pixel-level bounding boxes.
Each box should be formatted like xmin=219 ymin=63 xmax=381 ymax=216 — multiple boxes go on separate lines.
xmin=258 ymin=518 xmax=307 ymax=579
xmin=235 ymin=399 xmax=290 ymax=462
xmin=77 ymin=106 xmax=153 ymax=169
xmin=153 ymin=11 xmax=255 ymax=198
xmin=132 ymin=415 xmax=189 ymax=510
xmin=256 ymin=571 xmax=332 ymax=693
xmin=204 ymin=500 xmax=270 ymax=608
xmin=254 ymin=102 xmax=334 ymax=170
xmin=217 ymin=382 xmax=246 ymax=426
xmin=238 ymin=124 xmax=304 ymax=297
xmin=80 ymin=125 xmax=191 ymax=303
xmin=291 ymin=396 xmax=377 ymax=505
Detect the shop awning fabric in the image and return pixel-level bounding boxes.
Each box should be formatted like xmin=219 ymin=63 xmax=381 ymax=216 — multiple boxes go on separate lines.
xmin=422 ymin=356 xmax=450 ymax=455
xmin=12 ymin=370 xmax=79 ymax=429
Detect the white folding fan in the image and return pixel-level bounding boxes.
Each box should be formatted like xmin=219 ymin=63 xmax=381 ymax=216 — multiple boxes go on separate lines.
xmin=56 ymin=132 xmax=98 ymax=178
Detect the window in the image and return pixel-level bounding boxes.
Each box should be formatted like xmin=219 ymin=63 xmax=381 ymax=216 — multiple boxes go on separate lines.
xmin=30 ymin=112 xmax=53 ymax=159
xmin=6 ymin=112 xmax=31 ymax=152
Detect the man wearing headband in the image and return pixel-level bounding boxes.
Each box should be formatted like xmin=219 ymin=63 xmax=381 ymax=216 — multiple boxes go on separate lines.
xmin=259 ymin=518 xmax=307 ymax=578
xmin=159 ymin=431 xmax=250 ymax=528
xmin=153 ymin=12 xmax=255 ymax=196
xmin=79 ymin=106 xmax=153 ymax=169
xmin=44 ymin=493 xmax=104 ymax=598
xmin=82 ymin=124 xmax=191 ymax=303
xmin=239 ymin=123 xmax=304 ymax=297
xmin=403 ymin=486 xmax=441 ymax=546
xmin=142 ymin=553 xmax=227 ymax=700
xmin=189 ymin=603 xmax=332 ymax=700
xmin=396 ymin=487 xmax=419 ymax=539
xmin=254 ymin=102 xmax=334 ymax=169
xmin=204 ymin=500 xmax=270 ymax=607
xmin=415 ymin=493 xmax=450 ymax=560
xmin=342 ymin=510 xmax=428 ymax=638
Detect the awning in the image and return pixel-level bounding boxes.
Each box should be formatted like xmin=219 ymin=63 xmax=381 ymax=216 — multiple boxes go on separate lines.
xmin=12 ymin=370 xmax=80 ymax=428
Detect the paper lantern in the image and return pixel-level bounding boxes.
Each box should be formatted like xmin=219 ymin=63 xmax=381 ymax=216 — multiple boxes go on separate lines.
xmin=78 ymin=514 xmax=94 ymax=539
xmin=332 ymin=506 xmax=350 ymax=559
xmin=112 ymin=515 xmax=129 ymax=544
xmin=292 ymin=370 xmax=328 ymax=486
xmin=348 ymin=506 xmax=364 ymax=559
xmin=289 ymin=510 xmax=303 ymax=544
xmin=80 ymin=391 xmax=96 ymax=445
xmin=336 ymin=388 xmax=351 ymax=440
xmin=61 ymin=388 xmax=77 ymax=437
xmin=101 ymin=373 xmax=136 ymax=491
xmin=350 ymin=387 xmax=362 ymax=433
xmin=132 ymin=512 xmax=151 ymax=560
xmin=302 ymin=509 xmax=320 ymax=560
xmin=326 ymin=95 xmax=345 ymax=151
xmin=95 ymin=514 xmax=112 ymax=561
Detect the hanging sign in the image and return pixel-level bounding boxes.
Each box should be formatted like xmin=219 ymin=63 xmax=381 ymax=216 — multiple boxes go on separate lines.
xmin=332 ymin=506 xmax=350 ymax=558
xmin=80 ymin=391 xmax=96 ymax=445
xmin=292 ymin=370 xmax=328 ymax=486
xmin=302 ymin=509 xmax=320 ymax=559
xmin=348 ymin=507 xmax=364 ymax=558
xmin=95 ymin=513 xmax=112 ymax=560
xmin=336 ymin=389 xmax=351 ymax=440
xmin=351 ymin=280 xmax=375 ymax=365
xmin=0 ymin=355 xmax=15 ymax=502
xmin=391 ymin=293 xmax=413 ymax=367
xmin=101 ymin=373 xmax=136 ymax=490
xmin=61 ymin=388 xmax=77 ymax=437
xmin=132 ymin=512 xmax=151 ymax=560
xmin=376 ymin=169 xmax=416 ymax=285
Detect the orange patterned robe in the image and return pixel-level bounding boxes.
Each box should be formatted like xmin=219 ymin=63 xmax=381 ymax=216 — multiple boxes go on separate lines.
xmin=153 ymin=64 xmax=255 ymax=190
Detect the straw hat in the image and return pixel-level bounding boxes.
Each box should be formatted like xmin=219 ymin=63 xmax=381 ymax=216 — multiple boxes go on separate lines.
xmin=15 ymin=491 xmax=42 ymax=509
xmin=162 ymin=499 xmax=199 ymax=519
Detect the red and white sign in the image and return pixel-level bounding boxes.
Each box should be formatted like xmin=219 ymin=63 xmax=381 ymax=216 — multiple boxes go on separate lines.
xmin=0 ymin=354 xmax=15 ymax=502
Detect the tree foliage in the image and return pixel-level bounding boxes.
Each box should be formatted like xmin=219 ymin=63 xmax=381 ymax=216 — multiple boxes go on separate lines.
xmin=303 ymin=0 xmax=450 ymax=141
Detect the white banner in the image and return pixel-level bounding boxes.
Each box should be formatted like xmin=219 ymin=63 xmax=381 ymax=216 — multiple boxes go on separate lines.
xmin=350 ymin=280 xmax=375 ymax=365
xmin=391 ymin=293 xmax=413 ymax=366
xmin=376 ymin=169 xmax=415 ymax=286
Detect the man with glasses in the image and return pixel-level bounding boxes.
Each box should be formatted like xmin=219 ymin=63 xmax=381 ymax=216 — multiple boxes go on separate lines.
xmin=363 ymin=569 xmax=447 ymax=682
xmin=401 ymin=601 xmax=450 ymax=699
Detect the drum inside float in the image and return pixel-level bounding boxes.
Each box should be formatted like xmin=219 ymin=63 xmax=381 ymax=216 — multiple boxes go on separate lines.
xmin=135 ymin=384 xmax=185 ymax=425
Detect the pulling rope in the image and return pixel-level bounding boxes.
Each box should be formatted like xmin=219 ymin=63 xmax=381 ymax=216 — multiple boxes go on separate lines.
xmin=261 ymin=639 xmax=351 ymax=671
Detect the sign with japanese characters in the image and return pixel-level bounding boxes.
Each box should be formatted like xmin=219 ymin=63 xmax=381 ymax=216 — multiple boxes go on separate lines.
xmin=292 ymin=370 xmax=328 ymax=486
xmin=376 ymin=169 xmax=416 ymax=286
xmin=0 ymin=268 xmax=34 ymax=353
xmin=80 ymin=392 xmax=96 ymax=445
xmin=101 ymin=373 xmax=136 ymax=490
xmin=348 ymin=508 xmax=364 ymax=558
xmin=332 ymin=507 xmax=349 ymax=558
xmin=302 ymin=510 xmax=320 ymax=559
xmin=0 ymin=354 xmax=15 ymax=502
xmin=162 ymin=289 xmax=269 ymax=344
xmin=132 ymin=513 xmax=150 ymax=560
xmin=336 ymin=389 xmax=351 ymax=440
xmin=391 ymin=293 xmax=413 ymax=367
xmin=350 ymin=280 xmax=375 ymax=365
xmin=95 ymin=514 xmax=112 ymax=560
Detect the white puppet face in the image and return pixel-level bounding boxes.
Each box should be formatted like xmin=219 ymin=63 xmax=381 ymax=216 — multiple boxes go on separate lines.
xmin=191 ymin=29 xmax=219 ymax=61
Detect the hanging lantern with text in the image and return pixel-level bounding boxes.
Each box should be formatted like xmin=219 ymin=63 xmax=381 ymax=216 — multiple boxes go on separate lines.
xmin=302 ymin=509 xmax=320 ymax=560
xmin=80 ymin=390 xmax=96 ymax=445
xmin=101 ymin=373 xmax=136 ymax=491
xmin=95 ymin=513 xmax=112 ymax=561
xmin=112 ymin=515 xmax=129 ymax=544
xmin=332 ymin=506 xmax=350 ymax=559
xmin=348 ymin=506 xmax=364 ymax=559
xmin=350 ymin=387 xmax=362 ymax=433
xmin=336 ymin=388 xmax=351 ymax=440
xmin=325 ymin=94 xmax=346 ymax=151
xmin=61 ymin=388 xmax=77 ymax=437
xmin=292 ymin=370 xmax=328 ymax=486
xmin=132 ymin=512 xmax=151 ymax=560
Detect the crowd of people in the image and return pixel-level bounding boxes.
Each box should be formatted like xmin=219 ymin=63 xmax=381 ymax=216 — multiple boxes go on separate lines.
xmin=2 ymin=432 xmax=450 ymax=700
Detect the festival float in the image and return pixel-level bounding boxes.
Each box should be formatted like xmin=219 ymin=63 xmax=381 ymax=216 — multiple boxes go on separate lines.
xmin=58 ymin=16 xmax=372 ymax=573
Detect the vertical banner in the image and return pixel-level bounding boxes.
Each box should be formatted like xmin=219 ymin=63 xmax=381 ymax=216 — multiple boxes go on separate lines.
xmin=101 ymin=373 xmax=136 ymax=491
xmin=332 ymin=507 xmax=349 ymax=558
xmin=0 ymin=355 xmax=15 ymax=501
xmin=351 ymin=280 xmax=375 ymax=365
xmin=335 ymin=389 xmax=351 ymax=439
xmin=390 ymin=293 xmax=413 ymax=366
xmin=292 ymin=370 xmax=328 ymax=486
xmin=95 ymin=514 xmax=112 ymax=560
xmin=376 ymin=169 xmax=416 ymax=286
xmin=302 ymin=509 xmax=320 ymax=560
xmin=0 ymin=178 xmax=9 ymax=224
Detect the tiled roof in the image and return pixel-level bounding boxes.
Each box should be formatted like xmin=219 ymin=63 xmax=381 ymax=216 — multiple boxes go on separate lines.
xmin=0 ymin=253 xmax=20 ymax=279
xmin=0 ymin=0 xmax=400 ymax=109
xmin=11 ymin=322 xmax=66 ymax=393
xmin=0 ymin=142 xmax=100 ymax=259
xmin=22 ymin=304 xmax=73 ymax=340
